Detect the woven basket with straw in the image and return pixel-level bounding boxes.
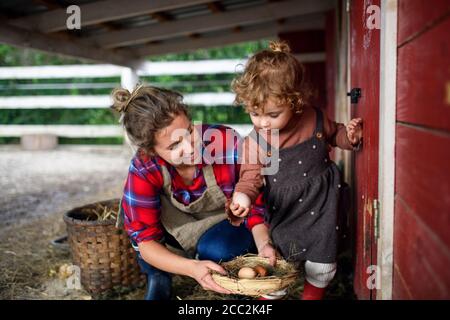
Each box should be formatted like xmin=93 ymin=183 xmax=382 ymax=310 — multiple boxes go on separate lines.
xmin=211 ymin=254 xmax=298 ymax=296
xmin=63 ymin=199 xmax=144 ymax=295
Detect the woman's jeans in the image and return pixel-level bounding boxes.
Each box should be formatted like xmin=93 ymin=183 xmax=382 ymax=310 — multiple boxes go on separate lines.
xmin=137 ymin=219 xmax=257 ymax=300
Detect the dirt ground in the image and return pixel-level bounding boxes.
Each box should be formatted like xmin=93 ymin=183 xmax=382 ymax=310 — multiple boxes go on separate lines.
xmin=0 ymin=145 xmax=354 ymax=300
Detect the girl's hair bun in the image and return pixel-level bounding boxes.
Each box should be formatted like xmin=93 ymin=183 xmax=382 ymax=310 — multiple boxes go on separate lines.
xmin=269 ymin=40 xmax=291 ymax=53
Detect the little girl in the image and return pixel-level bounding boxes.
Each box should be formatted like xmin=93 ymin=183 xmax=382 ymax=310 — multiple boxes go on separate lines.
xmin=229 ymin=41 xmax=363 ymax=300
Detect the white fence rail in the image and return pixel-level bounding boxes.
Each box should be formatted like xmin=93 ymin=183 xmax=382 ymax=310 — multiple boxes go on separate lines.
xmin=0 ymin=93 xmax=236 ymax=109
xmin=0 ymin=124 xmax=253 ymax=138
xmin=0 ymin=60 xmax=246 ymax=79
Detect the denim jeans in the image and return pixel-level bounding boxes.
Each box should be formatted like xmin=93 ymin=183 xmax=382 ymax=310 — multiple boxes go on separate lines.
xmin=137 ymin=219 xmax=257 ymax=300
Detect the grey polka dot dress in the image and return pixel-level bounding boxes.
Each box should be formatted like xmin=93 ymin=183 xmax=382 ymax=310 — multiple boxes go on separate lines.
xmin=252 ymin=108 xmax=342 ymax=264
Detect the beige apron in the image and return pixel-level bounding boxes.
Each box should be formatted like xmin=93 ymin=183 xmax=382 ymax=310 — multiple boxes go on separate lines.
xmin=159 ymin=164 xmax=227 ymax=256
xmin=117 ymin=164 xmax=227 ymax=257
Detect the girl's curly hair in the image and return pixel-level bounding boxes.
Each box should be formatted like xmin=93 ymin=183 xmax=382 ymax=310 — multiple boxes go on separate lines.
xmin=231 ymin=40 xmax=314 ymax=113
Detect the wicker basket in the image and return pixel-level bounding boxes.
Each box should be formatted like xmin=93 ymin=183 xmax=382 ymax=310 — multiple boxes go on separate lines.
xmin=211 ymin=254 xmax=298 ymax=297
xmin=63 ymin=199 xmax=144 ymax=295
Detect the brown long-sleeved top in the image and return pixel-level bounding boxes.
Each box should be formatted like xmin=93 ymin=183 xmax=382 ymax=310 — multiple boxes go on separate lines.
xmin=235 ymin=106 xmax=355 ymax=202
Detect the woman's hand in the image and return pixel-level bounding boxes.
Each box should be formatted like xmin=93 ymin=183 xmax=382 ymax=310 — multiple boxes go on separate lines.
xmin=187 ymin=260 xmax=232 ymax=294
xmin=258 ymin=242 xmax=277 ymax=267
xmin=346 ymin=118 xmax=363 ymax=146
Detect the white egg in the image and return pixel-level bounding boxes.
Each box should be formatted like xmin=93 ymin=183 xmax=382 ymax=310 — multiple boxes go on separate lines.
xmin=238 ymin=267 xmax=257 ymax=279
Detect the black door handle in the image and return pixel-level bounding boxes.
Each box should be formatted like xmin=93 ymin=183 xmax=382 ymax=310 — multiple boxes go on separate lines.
xmin=347 ymin=88 xmax=362 ymax=104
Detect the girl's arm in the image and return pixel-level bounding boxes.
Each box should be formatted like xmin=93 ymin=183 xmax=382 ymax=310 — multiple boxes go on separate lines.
xmin=234 ymin=136 xmax=264 ymax=202
xmin=323 ymin=113 xmax=362 ymax=150
xmin=251 ymin=223 xmax=277 ymax=266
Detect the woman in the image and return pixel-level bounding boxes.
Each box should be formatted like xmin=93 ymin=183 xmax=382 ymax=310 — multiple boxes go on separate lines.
xmin=112 ymin=85 xmax=276 ymax=300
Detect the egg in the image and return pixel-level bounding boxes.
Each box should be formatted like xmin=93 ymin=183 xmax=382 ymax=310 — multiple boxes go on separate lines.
xmin=253 ymin=265 xmax=268 ymax=277
xmin=238 ymin=267 xmax=257 ymax=279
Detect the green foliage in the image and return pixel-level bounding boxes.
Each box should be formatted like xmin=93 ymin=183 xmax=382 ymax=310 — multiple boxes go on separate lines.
xmin=0 ymin=45 xmax=86 ymax=66
xmin=0 ymin=106 xmax=250 ymax=125
xmin=0 ymin=108 xmax=119 ymax=125
xmin=148 ymin=40 xmax=270 ymax=61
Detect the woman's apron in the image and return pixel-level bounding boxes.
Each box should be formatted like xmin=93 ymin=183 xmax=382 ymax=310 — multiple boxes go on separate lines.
xmin=117 ymin=164 xmax=227 ymax=258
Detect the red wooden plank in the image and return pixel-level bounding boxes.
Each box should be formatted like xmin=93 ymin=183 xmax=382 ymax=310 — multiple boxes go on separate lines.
xmin=279 ymin=31 xmax=327 ymax=109
xmin=397 ymin=17 xmax=450 ymax=132
xmin=278 ymin=30 xmax=325 ymax=53
xmin=395 ymin=124 xmax=450 ymax=246
xmin=393 ymin=197 xmax=450 ymax=299
xmin=398 ymin=0 xmax=450 ymax=45
xmin=350 ymin=0 xmax=381 ymax=300
xmin=303 ymin=62 xmax=326 ymax=109
xmin=325 ymin=8 xmax=336 ymax=161
xmin=392 ymin=266 xmax=413 ymax=299
xmin=325 ymin=9 xmax=336 ymax=118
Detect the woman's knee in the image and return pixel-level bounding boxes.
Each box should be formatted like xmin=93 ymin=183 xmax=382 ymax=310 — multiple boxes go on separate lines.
xmin=196 ymin=220 xmax=256 ymax=262
xmin=137 ymin=255 xmax=172 ymax=300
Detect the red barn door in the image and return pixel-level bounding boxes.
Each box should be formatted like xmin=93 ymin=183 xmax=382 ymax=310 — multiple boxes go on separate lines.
xmin=349 ymin=0 xmax=381 ymax=300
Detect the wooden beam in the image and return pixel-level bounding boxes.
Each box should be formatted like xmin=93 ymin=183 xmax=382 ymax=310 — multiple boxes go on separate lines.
xmin=31 ymin=0 xmax=122 ymax=34
xmin=151 ymin=12 xmax=173 ymax=23
xmin=0 ymin=22 xmax=143 ymax=68
xmin=9 ymin=0 xmax=213 ymax=33
xmin=32 ymin=0 xmax=60 ymax=10
xmin=131 ymin=16 xmax=325 ymax=57
xmin=207 ymin=1 xmax=225 ymax=13
xmin=84 ymin=0 xmax=334 ymax=49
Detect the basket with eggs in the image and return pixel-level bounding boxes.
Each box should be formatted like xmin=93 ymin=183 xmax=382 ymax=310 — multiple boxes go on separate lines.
xmin=210 ymin=254 xmax=298 ymax=297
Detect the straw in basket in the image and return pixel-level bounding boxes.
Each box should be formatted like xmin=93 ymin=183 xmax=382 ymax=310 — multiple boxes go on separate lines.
xmin=211 ymin=254 xmax=299 ymax=297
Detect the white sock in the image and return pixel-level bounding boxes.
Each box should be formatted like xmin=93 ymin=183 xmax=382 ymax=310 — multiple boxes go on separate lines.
xmin=260 ymin=288 xmax=288 ymax=300
xmin=304 ymin=261 xmax=337 ymax=289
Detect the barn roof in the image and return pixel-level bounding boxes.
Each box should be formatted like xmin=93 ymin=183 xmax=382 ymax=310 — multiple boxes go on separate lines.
xmin=0 ymin=0 xmax=334 ymax=68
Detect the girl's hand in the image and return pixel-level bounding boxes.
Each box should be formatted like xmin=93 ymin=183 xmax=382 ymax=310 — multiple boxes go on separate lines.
xmin=231 ymin=192 xmax=251 ymax=216
xmin=258 ymin=242 xmax=278 ymax=267
xmin=230 ymin=203 xmax=249 ymax=218
xmin=188 ymin=260 xmax=232 ymax=294
xmin=227 ymin=204 xmax=245 ymax=226
xmin=225 ymin=198 xmax=245 ymax=226
xmin=346 ymin=118 xmax=363 ymax=146
xmin=228 ymin=192 xmax=251 ymax=225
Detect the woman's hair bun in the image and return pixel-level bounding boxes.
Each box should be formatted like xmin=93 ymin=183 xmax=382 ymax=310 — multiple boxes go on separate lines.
xmin=111 ymin=88 xmax=132 ymax=112
xmin=269 ymin=40 xmax=291 ymax=53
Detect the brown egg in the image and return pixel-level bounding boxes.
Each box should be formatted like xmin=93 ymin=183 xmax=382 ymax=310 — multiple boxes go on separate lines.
xmin=238 ymin=267 xmax=257 ymax=279
xmin=253 ymin=265 xmax=268 ymax=277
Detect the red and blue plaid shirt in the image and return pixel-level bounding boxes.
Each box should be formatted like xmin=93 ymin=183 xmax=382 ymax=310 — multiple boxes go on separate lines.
xmin=121 ymin=124 xmax=265 ymax=245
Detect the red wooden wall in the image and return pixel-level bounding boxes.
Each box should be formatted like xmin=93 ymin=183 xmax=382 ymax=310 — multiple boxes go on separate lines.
xmin=278 ymin=29 xmax=327 ymax=110
xmin=394 ymin=0 xmax=450 ymax=299
xmin=278 ymin=13 xmax=336 ymax=150
xmin=325 ymin=10 xmax=336 ymax=121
